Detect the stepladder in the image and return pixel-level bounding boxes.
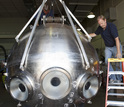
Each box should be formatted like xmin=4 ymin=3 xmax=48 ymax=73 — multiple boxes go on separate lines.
xmin=105 ymin=58 xmax=124 ymax=107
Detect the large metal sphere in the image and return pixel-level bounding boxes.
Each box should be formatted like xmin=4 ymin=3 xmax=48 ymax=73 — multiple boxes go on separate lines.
xmin=5 ymin=23 xmax=100 ymax=107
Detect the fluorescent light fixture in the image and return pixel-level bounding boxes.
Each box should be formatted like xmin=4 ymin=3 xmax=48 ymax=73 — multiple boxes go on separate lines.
xmin=87 ymin=12 xmax=95 ymax=18
xmin=77 ymin=28 xmax=81 ymax=31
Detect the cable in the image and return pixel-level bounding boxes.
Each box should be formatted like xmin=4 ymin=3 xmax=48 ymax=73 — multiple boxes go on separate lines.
xmin=50 ymin=0 xmax=69 ymax=25
xmin=54 ymin=0 xmax=62 ymax=16
xmin=47 ymin=0 xmax=54 ymax=17
xmin=0 ymin=45 xmax=7 ymax=62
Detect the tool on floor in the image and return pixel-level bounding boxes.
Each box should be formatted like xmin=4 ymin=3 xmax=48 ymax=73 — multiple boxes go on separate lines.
xmin=105 ymin=58 xmax=124 ymax=107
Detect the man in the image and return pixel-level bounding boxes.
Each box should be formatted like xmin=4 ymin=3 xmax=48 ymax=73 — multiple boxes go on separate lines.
xmin=35 ymin=4 xmax=54 ymax=26
xmin=89 ymin=15 xmax=122 ymax=83
xmin=40 ymin=4 xmax=54 ymax=18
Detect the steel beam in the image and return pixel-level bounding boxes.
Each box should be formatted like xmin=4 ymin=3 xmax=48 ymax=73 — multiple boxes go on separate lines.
xmin=75 ymin=10 xmax=90 ymax=13
xmin=69 ymin=2 xmax=97 ymax=6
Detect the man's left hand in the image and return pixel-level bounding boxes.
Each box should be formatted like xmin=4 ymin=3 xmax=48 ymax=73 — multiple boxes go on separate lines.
xmin=116 ymin=52 xmax=122 ymax=58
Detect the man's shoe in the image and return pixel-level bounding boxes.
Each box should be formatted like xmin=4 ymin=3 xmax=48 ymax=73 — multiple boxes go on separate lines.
xmin=109 ymin=79 xmax=114 ymax=83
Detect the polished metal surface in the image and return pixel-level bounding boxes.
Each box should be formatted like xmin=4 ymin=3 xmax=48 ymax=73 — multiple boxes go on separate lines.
xmin=10 ymin=78 xmax=29 ymax=101
xmin=5 ymin=23 xmax=100 ymax=107
xmin=83 ymin=75 xmax=99 ymax=99
xmin=40 ymin=68 xmax=71 ymax=100
xmin=62 ymin=0 xmax=90 ymax=69
xmin=9 ymin=74 xmax=34 ymax=102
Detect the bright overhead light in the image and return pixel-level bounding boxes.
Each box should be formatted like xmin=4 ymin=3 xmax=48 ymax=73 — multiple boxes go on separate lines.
xmin=87 ymin=12 xmax=95 ymax=19
xmin=77 ymin=28 xmax=81 ymax=31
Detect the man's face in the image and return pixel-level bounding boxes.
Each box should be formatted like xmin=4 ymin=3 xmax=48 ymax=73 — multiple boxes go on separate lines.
xmin=43 ymin=4 xmax=48 ymax=11
xmin=98 ymin=19 xmax=107 ymax=29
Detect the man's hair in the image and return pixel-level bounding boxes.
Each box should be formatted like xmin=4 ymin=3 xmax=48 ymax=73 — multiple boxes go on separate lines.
xmin=97 ymin=15 xmax=106 ymax=21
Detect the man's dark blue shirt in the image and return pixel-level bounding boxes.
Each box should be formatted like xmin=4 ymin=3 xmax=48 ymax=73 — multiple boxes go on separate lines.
xmin=95 ymin=22 xmax=119 ymax=47
xmin=40 ymin=10 xmax=54 ymax=18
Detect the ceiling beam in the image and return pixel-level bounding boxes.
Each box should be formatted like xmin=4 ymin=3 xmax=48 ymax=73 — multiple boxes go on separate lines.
xmin=75 ymin=16 xmax=87 ymax=18
xmin=0 ymin=35 xmax=15 ymax=39
xmin=65 ymin=16 xmax=86 ymax=18
xmin=75 ymin=10 xmax=90 ymax=13
xmin=69 ymin=2 xmax=98 ymax=6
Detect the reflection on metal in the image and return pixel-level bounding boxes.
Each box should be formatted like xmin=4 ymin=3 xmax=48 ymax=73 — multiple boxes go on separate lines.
xmin=19 ymin=0 xmax=47 ymax=71
xmin=40 ymin=68 xmax=71 ymax=100
xmin=42 ymin=15 xmax=66 ymax=26
xmin=5 ymin=22 xmax=100 ymax=107
xmin=76 ymin=73 xmax=99 ymax=100
xmin=9 ymin=76 xmax=33 ymax=101
xmin=5 ymin=0 xmax=100 ymax=107
xmin=60 ymin=0 xmax=90 ymax=69
xmin=10 ymin=78 xmax=29 ymax=101
xmin=78 ymin=74 xmax=99 ymax=99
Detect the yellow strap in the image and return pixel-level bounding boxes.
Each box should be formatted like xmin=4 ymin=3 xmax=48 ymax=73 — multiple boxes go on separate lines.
xmin=108 ymin=58 xmax=124 ymax=62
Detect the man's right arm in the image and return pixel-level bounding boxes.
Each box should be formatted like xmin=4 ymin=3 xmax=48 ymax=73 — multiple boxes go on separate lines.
xmin=89 ymin=33 xmax=97 ymax=37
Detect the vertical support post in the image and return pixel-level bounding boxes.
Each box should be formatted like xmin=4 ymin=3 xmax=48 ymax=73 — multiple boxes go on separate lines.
xmin=122 ymin=62 xmax=124 ymax=83
xmin=105 ymin=61 xmax=110 ymax=107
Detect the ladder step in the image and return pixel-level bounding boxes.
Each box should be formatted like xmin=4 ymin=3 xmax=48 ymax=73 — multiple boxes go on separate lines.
xmin=108 ymin=58 xmax=124 ymax=62
xmin=109 ymin=83 xmax=124 ymax=85
xmin=108 ymin=86 xmax=124 ymax=90
xmin=108 ymin=93 xmax=124 ymax=96
xmin=107 ymin=100 xmax=124 ymax=106
xmin=108 ymin=71 xmax=124 ymax=75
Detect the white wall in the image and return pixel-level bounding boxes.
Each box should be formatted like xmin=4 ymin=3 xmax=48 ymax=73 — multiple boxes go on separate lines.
xmin=115 ymin=0 xmax=124 ymax=44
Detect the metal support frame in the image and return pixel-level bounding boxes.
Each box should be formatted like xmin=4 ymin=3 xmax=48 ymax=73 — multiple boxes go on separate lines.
xmin=69 ymin=2 xmax=98 ymax=6
xmin=17 ymin=0 xmax=90 ymax=70
xmin=60 ymin=0 xmax=90 ymax=69
xmin=19 ymin=0 xmax=47 ymax=70
xmin=66 ymin=6 xmax=92 ymax=42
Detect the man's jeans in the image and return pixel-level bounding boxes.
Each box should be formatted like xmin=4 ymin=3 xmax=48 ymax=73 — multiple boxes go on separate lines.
xmin=105 ymin=44 xmax=122 ymax=81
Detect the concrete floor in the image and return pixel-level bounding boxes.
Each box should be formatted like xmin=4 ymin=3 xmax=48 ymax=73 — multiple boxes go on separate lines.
xmin=0 ymin=74 xmax=105 ymax=107
xmin=84 ymin=88 xmax=105 ymax=107
xmin=0 ymin=74 xmax=17 ymax=107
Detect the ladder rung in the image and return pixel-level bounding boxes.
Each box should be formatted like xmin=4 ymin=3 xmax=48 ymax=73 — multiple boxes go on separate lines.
xmin=108 ymin=93 xmax=124 ymax=96
xmin=108 ymin=71 xmax=124 ymax=75
xmin=109 ymin=83 xmax=124 ymax=85
xmin=107 ymin=100 xmax=124 ymax=106
xmin=108 ymin=58 xmax=124 ymax=62
xmin=108 ymin=86 xmax=124 ymax=89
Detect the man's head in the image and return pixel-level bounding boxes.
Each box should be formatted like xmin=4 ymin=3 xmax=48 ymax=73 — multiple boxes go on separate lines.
xmin=43 ymin=4 xmax=48 ymax=11
xmin=97 ymin=15 xmax=107 ymax=29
